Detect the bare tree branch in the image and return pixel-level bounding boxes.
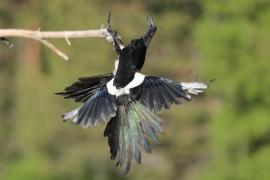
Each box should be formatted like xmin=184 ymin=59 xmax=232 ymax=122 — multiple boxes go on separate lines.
xmin=36 ymin=37 xmax=69 ymax=60
xmin=0 ymin=27 xmax=112 ymax=60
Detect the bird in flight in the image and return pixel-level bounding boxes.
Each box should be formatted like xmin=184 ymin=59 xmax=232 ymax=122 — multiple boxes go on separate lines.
xmin=56 ymin=13 xmax=208 ymax=174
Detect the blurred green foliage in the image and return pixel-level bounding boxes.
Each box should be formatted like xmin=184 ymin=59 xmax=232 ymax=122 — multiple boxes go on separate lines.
xmin=196 ymin=1 xmax=270 ymax=180
xmin=0 ymin=0 xmax=269 ymax=180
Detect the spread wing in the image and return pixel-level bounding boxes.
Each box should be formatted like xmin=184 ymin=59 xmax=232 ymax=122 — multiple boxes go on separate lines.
xmin=136 ymin=76 xmax=208 ymax=112
xmin=67 ymin=88 xmax=117 ymax=128
xmin=56 ymin=73 xmax=113 ymax=102
xmin=56 ymin=73 xmax=117 ymax=128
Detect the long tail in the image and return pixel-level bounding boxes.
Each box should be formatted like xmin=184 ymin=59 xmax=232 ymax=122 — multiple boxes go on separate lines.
xmin=104 ymin=100 xmax=163 ymax=174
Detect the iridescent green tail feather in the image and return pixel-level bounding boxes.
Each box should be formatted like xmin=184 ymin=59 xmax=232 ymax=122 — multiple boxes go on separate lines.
xmin=104 ymin=101 xmax=163 ymax=174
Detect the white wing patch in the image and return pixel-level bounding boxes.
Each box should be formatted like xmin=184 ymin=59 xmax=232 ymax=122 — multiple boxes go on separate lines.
xmin=181 ymin=82 xmax=208 ymax=95
xmin=62 ymin=106 xmax=81 ymax=123
xmin=107 ymin=72 xmax=145 ymax=97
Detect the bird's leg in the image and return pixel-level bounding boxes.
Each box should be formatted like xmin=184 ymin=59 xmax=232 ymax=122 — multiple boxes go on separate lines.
xmin=107 ymin=11 xmax=124 ymax=54
xmin=142 ymin=16 xmax=157 ymax=47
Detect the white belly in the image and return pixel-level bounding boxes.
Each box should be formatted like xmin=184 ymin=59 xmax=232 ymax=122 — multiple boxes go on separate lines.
xmin=106 ymin=72 xmax=145 ymax=96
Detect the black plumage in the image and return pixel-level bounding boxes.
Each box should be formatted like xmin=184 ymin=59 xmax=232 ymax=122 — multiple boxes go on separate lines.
xmin=113 ymin=46 xmax=136 ymax=88
xmin=136 ymin=76 xmax=193 ymax=112
xmin=112 ymin=16 xmax=156 ymax=88
xmin=56 ymin=13 xmax=208 ymax=174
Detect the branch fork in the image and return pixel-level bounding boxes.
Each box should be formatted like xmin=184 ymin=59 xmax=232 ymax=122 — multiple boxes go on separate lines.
xmin=0 ymin=26 xmax=112 ymax=60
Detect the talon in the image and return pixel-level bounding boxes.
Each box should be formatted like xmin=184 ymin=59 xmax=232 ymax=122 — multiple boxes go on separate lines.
xmin=106 ymin=11 xmax=124 ymax=52
xmin=148 ymin=16 xmax=154 ymax=27
xmin=107 ymin=10 xmax=112 ymax=29
xmin=143 ymin=16 xmax=157 ymax=47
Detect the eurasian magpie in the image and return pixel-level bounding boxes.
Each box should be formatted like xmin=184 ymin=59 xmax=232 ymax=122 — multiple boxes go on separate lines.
xmin=56 ymin=13 xmax=208 ymax=174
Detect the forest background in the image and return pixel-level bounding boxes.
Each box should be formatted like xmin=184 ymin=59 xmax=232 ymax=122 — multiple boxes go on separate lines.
xmin=0 ymin=0 xmax=269 ymax=180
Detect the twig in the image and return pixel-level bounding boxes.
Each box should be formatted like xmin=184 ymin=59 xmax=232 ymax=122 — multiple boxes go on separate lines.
xmin=36 ymin=38 xmax=69 ymax=60
xmin=0 ymin=27 xmax=112 ymax=60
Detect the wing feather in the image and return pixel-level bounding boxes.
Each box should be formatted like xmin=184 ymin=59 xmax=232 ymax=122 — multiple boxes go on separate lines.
xmin=56 ymin=73 xmax=113 ymax=102
xmin=136 ymin=76 xmax=208 ymax=112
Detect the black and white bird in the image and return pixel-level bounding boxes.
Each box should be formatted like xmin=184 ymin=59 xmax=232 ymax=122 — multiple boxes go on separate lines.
xmin=56 ymin=13 xmax=208 ymax=174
